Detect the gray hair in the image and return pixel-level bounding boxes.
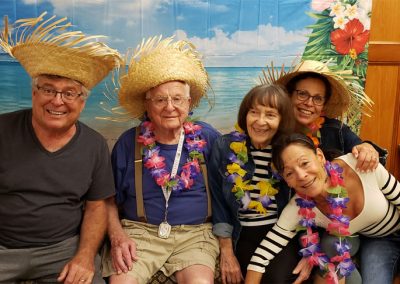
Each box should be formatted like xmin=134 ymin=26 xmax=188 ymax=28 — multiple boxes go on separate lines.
xmin=32 ymin=75 xmax=90 ymax=98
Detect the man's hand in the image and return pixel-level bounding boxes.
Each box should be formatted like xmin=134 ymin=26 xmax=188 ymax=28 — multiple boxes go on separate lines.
xmin=57 ymin=253 xmax=94 ymax=284
xmin=110 ymin=231 xmax=138 ymax=274
xmin=57 ymin=200 xmax=107 ymax=283
xmin=292 ymin=257 xmax=313 ymax=284
xmin=352 ymin=142 xmax=379 ymax=172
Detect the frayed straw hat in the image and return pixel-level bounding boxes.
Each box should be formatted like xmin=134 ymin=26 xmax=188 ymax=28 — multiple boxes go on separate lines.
xmin=0 ymin=12 xmax=122 ymax=89
xmin=260 ymin=60 xmax=372 ymax=120
xmin=119 ymin=36 xmax=209 ymax=119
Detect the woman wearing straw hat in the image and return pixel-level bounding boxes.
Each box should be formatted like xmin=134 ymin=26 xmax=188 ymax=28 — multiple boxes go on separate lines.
xmin=101 ymin=36 xmax=220 ymax=284
xmin=273 ymin=60 xmax=386 ymax=173
xmin=0 ymin=13 xmax=121 ymax=283
xmin=245 ymin=133 xmax=400 ymax=284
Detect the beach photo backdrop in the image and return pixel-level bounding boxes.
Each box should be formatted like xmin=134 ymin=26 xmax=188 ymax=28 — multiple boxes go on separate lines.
xmin=0 ymin=0 xmax=372 ymax=141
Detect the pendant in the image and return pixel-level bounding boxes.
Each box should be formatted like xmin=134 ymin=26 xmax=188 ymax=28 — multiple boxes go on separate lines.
xmin=158 ymin=221 xmax=171 ymax=239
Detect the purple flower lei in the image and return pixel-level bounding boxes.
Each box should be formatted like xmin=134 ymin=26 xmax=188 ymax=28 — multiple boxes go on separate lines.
xmin=297 ymin=161 xmax=355 ymax=283
xmin=137 ymin=117 xmax=207 ymax=192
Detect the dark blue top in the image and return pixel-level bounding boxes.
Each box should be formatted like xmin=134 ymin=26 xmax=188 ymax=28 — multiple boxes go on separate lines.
xmin=112 ymin=121 xmax=220 ymax=226
xmin=319 ymin=117 xmax=362 ymax=154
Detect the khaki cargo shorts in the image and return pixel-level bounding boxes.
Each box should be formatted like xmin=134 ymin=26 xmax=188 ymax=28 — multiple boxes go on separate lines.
xmin=101 ymin=220 xmax=219 ymax=283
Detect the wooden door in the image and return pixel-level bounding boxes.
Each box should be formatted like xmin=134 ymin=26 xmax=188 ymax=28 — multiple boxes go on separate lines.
xmin=360 ymin=0 xmax=400 ymax=179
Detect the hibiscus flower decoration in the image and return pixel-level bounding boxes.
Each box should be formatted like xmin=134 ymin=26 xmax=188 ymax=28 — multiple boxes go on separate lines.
xmin=330 ymin=18 xmax=369 ymax=59
xmin=144 ymin=152 xmax=166 ymax=169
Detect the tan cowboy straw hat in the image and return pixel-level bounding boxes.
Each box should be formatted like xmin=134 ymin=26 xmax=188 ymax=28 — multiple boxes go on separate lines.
xmin=0 ymin=12 xmax=122 ymax=89
xmin=119 ymin=36 xmax=210 ymax=119
xmin=260 ymin=60 xmax=372 ymax=120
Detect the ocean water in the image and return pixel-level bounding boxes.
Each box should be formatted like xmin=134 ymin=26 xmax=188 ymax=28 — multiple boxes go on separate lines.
xmin=0 ymin=62 xmax=272 ymax=139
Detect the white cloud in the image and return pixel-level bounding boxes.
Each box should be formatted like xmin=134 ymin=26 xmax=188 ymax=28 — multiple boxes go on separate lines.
xmin=175 ymin=24 xmax=308 ymax=66
xmin=23 ymin=0 xmax=172 ymax=22
xmin=21 ymin=0 xmax=308 ymax=67
xmin=176 ymin=0 xmax=228 ymax=12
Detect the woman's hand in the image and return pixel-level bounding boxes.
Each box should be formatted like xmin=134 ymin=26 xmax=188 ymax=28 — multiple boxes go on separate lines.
xmin=244 ymin=270 xmax=262 ymax=284
xmin=292 ymin=257 xmax=313 ymax=284
xmin=219 ymin=238 xmax=243 ymax=284
xmin=352 ymin=142 xmax=379 ymax=172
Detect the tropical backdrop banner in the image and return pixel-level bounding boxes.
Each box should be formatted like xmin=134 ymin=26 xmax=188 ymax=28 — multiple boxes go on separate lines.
xmin=0 ymin=0 xmax=372 ymax=142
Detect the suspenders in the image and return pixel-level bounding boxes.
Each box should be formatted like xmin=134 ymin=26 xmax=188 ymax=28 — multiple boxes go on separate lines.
xmin=134 ymin=128 xmax=212 ymax=222
xmin=134 ymin=129 xmax=146 ymax=222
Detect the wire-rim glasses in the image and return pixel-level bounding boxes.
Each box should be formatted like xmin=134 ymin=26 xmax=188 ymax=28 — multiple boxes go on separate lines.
xmin=146 ymin=95 xmax=190 ymax=108
xmin=294 ymin=90 xmax=325 ymax=106
xmin=36 ymin=85 xmax=84 ymax=103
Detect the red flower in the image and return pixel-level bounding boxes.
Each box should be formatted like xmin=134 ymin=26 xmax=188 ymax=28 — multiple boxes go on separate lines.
xmin=156 ymin=173 xmax=170 ymax=187
xmin=330 ymin=19 xmax=369 ymax=58
xmin=298 ymin=207 xmax=316 ymax=219
xmin=300 ymin=231 xmax=320 ymax=247
xmin=144 ymin=153 xmax=165 ymax=169
xmin=183 ymin=122 xmax=202 ymax=134
xmin=327 ymin=219 xmax=350 ymax=236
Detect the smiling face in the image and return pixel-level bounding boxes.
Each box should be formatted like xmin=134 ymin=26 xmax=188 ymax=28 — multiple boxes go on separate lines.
xmin=281 ymin=143 xmax=327 ymax=198
xmin=246 ymin=104 xmax=281 ymax=149
xmin=145 ymin=81 xmax=191 ymax=136
xmin=291 ymin=77 xmax=326 ymax=127
xmin=31 ymin=75 xmax=86 ymax=135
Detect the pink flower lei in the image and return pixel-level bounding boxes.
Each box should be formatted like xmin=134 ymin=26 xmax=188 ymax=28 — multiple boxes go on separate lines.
xmin=137 ymin=116 xmax=207 ymax=192
xmin=296 ymin=161 xmax=355 ymax=284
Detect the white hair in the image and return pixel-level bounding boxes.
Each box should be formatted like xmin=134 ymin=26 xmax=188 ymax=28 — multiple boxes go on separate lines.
xmin=145 ymin=81 xmax=190 ymax=99
xmin=31 ymin=75 xmax=90 ymax=98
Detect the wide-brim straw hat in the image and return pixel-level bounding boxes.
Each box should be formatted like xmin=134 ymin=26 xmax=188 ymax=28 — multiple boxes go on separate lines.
xmin=0 ymin=12 xmax=122 ymax=89
xmin=260 ymin=60 xmax=372 ymax=120
xmin=119 ymin=36 xmax=209 ymax=119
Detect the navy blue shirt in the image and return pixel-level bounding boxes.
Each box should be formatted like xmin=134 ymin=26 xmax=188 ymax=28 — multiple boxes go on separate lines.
xmin=112 ymin=121 xmax=220 ymax=225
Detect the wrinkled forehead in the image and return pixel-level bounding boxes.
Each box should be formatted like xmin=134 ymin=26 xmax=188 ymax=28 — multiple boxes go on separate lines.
xmin=147 ymin=80 xmax=190 ymax=97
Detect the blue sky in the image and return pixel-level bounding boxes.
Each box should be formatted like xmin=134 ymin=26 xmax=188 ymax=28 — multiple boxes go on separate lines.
xmin=0 ymin=0 xmax=314 ymax=66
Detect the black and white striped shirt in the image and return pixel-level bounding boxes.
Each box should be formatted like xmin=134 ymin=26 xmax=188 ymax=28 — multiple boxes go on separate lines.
xmin=248 ymin=153 xmax=400 ymax=273
xmin=238 ymin=145 xmax=278 ymax=227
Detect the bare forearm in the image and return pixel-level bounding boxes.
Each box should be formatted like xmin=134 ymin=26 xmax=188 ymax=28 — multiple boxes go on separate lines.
xmin=77 ymin=199 xmax=108 ymax=258
xmin=106 ymin=197 xmax=126 ymax=240
xmin=219 ymin=237 xmax=234 ymax=251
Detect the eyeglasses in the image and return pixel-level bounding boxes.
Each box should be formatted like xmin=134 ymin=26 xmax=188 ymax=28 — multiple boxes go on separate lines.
xmin=36 ymin=85 xmax=84 ymax=103
xmin=146 ymin=95 xmax=189 ymax=108
xmin=294 ymin=90 xmax=325 ymax=106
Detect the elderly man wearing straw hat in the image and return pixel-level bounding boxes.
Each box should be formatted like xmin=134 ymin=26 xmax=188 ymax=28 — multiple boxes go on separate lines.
xmin=0 ymin=13 xmax=121 ymax=283
xmin=101 ymin=36 xmax=220 ymax=283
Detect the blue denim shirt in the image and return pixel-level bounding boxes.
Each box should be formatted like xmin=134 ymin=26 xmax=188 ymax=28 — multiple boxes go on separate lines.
xmin=208 ymin=133 xmax=292 ymax=247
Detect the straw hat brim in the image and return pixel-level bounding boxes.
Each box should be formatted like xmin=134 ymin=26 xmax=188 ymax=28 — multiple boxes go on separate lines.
xmin=119 ymin=40 xmax=208 ymax=119
xmin=12 ymin=43 xmax=119 ymax=89
xmin=0 ymin=12 xmax=122 ymax=89
xmin=277 ymin=70 xmax=350 ymax=118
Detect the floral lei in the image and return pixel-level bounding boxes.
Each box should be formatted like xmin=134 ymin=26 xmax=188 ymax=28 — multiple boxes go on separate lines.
xmin=226 ymin=124 xmax=279 ymax=214
xmin=301 ymin=116 xmax=325 ymax=147
xmin=137 ymin=116 xmax=207 ymax=192
xmin=296 ymin=161 xmax=355 ymax=284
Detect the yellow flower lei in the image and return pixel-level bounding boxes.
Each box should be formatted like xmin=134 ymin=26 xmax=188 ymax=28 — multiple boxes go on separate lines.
xmin=227 ymin=124 xmax=279 ymax=214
